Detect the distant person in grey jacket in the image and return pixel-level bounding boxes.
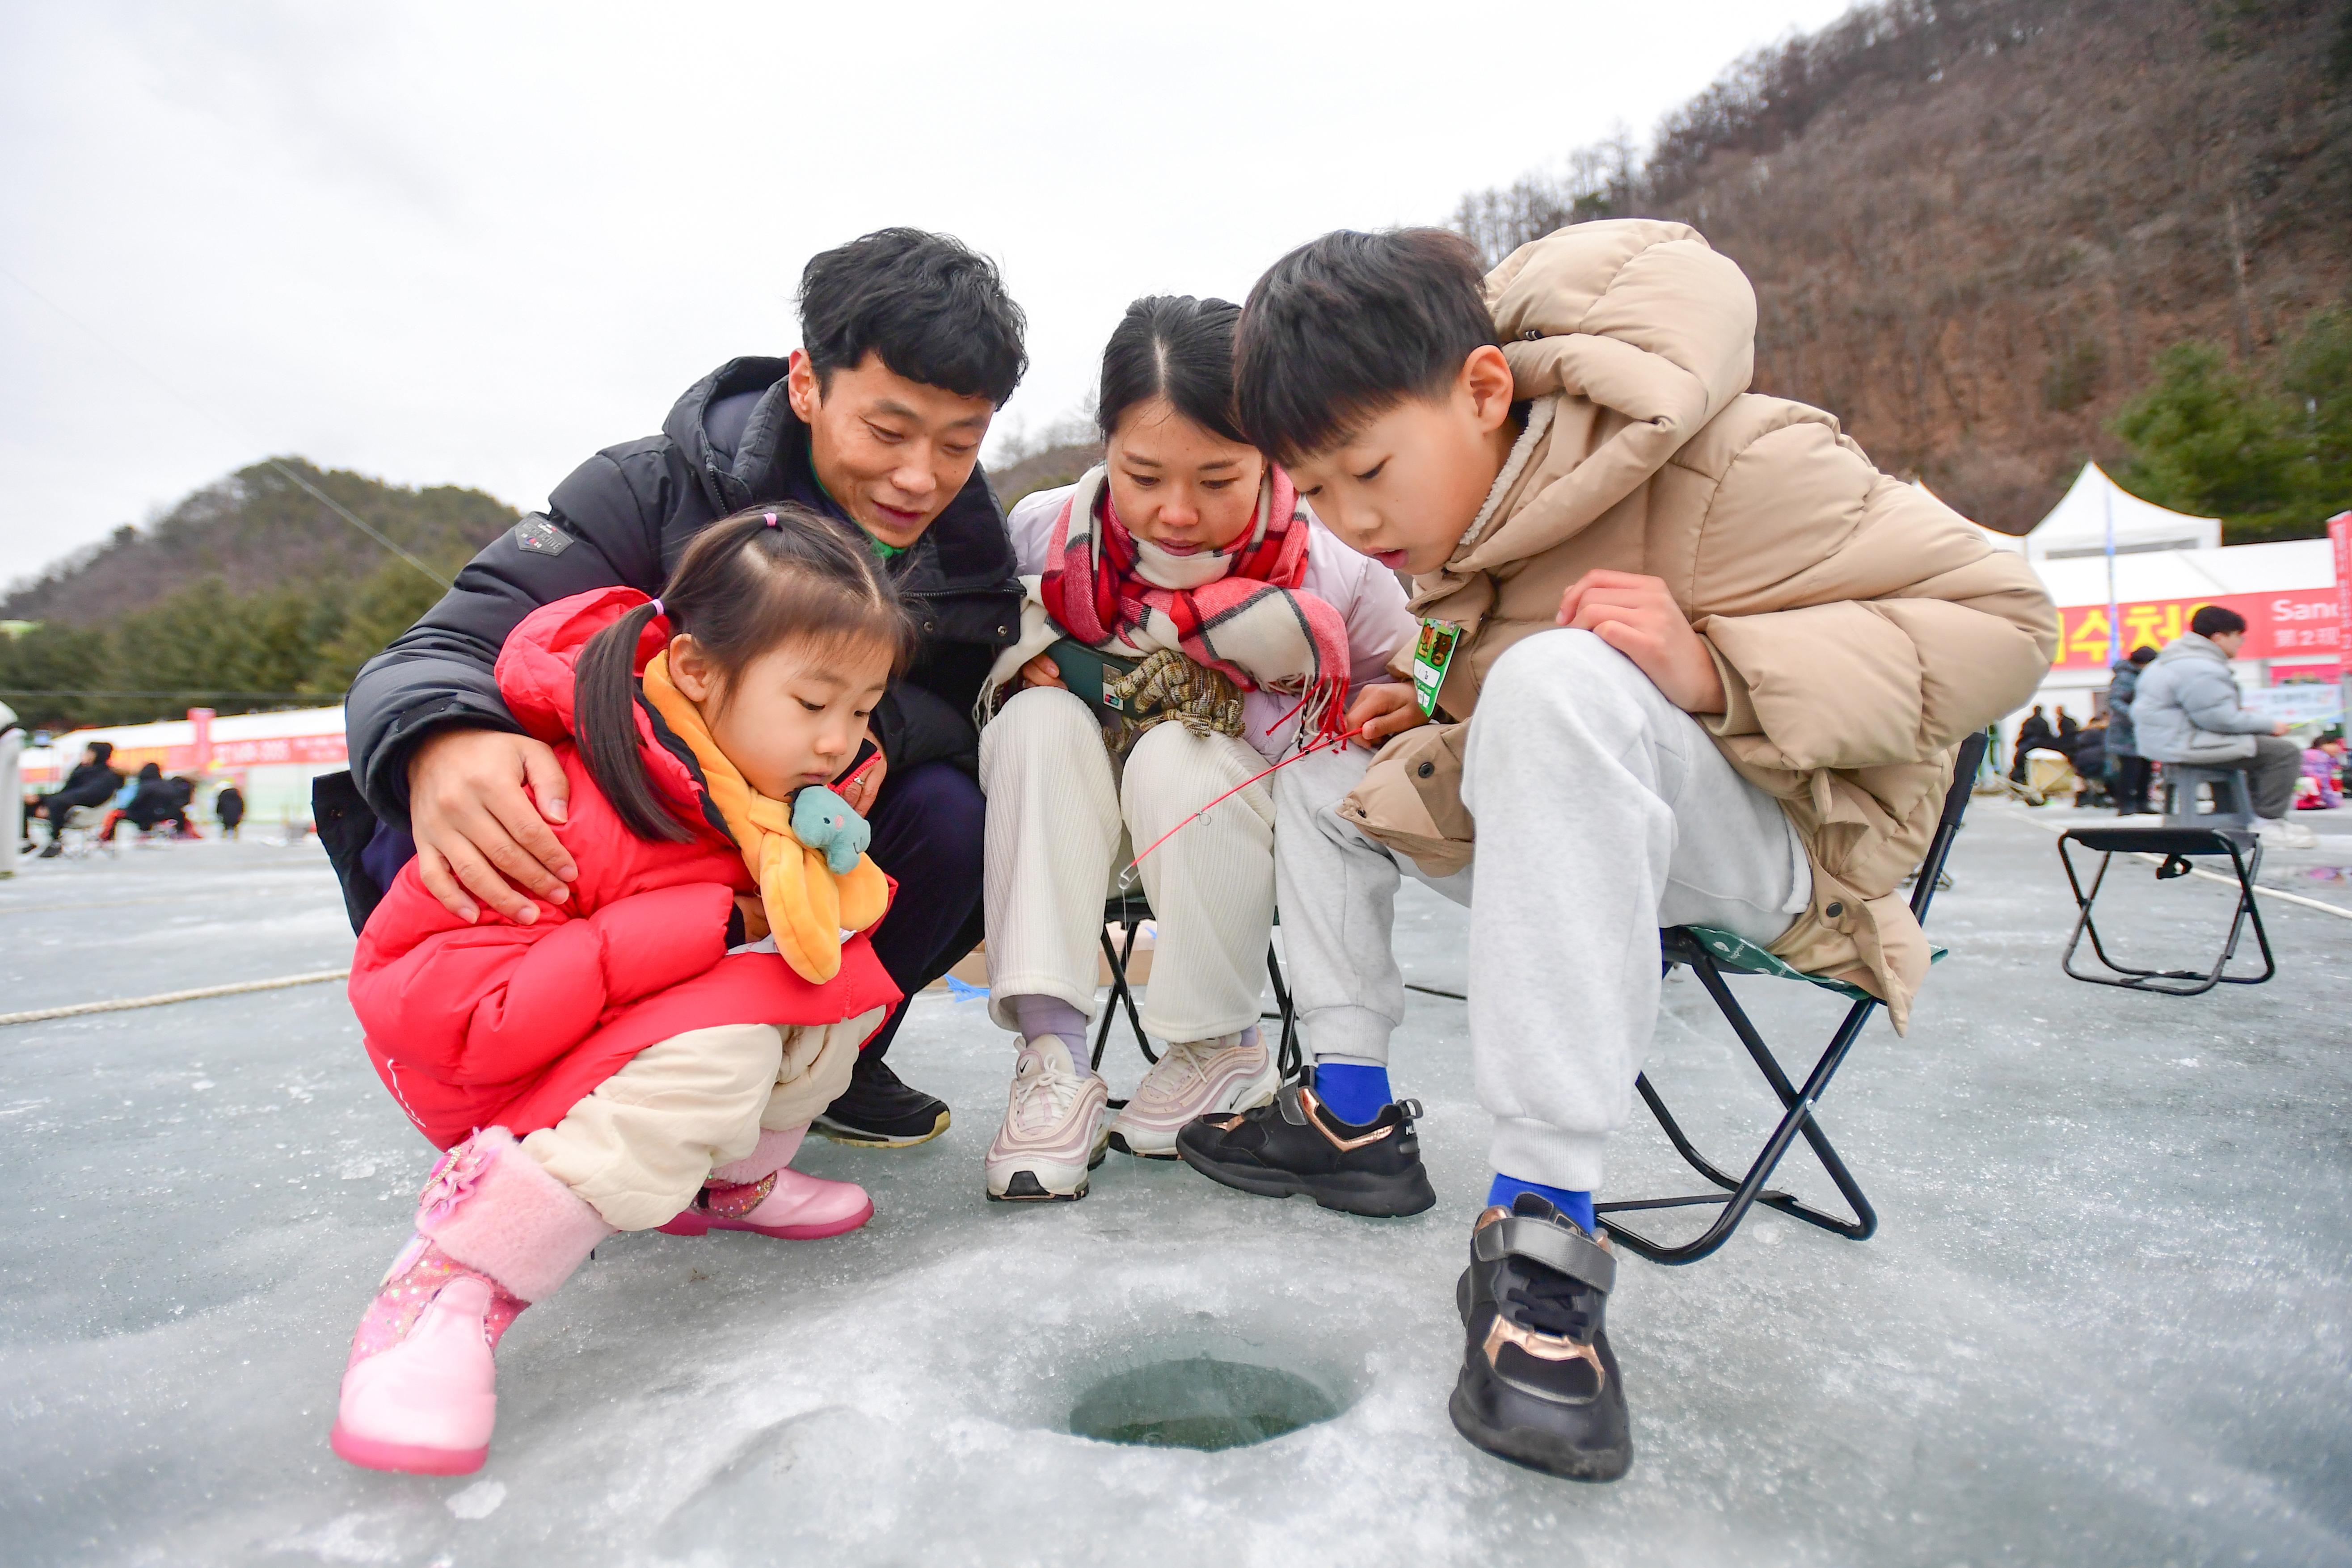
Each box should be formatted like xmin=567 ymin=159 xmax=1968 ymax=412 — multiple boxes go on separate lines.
xmin=2132 ymin=605 xmax=2315 ymax=846
xmin=2103 ymin=644 xmax=2158 ymax=815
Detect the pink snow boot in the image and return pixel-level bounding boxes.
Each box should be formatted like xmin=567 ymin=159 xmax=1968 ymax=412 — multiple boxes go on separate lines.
xmin=329 ymin=1128 xmax=613 ymax=1475
xmin=657 ymin=1125 xmax=873 ymax=1241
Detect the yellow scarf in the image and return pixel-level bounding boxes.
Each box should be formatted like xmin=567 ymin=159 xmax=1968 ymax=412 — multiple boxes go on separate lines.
xmin=640 ymin=652 xmax=889 ymax=984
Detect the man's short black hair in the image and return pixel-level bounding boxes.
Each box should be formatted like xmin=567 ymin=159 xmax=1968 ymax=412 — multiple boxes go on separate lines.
xmin=799 ymin=228 xmax=1027 ymax=407
xmin=2190 ymin=604 xmax=2248 ymax=638
xmin=1235 ymin=227 xmax=1499 ymax=464
xmin=2128 ymin=644 xmax=2158 ymax=664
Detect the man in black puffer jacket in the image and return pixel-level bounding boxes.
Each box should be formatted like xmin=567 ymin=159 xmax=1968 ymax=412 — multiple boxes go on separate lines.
xmin=336 ymin=228 xmax=1027 ymax=1147
xmin=30 ymin=740 xmax=122 ymax=856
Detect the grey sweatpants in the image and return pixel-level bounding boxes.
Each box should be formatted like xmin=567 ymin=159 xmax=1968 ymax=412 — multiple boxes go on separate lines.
xmin=1273 ymin=629 xmax=1812 ymax=1192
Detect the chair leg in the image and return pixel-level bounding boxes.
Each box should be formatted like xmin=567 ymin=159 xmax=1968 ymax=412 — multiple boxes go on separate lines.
xmin=1598 ymin=953 xmax=1878 ymax=1265
xmin=1264 ymin=944 xmax=1301 ymax=1082
xmin=1100 ymin=918 xmax=1154 ymax=1064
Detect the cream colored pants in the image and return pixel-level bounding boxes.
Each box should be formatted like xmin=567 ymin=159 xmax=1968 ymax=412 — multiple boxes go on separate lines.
xmin=980 ymin=686 xmax=1275 ymax=1045
xmin=520 ymin=1010 xmax=878 ymax=1230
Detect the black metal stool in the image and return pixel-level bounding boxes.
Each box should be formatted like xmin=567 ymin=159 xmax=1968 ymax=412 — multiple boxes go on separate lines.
xmin=2058 ymin=824 xmax=2274 ymax=996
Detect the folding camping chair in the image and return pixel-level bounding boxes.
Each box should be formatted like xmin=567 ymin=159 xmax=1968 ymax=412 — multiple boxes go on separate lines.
xmin=1595 ymin=732 xmax=1988 ymax=1265
xmin=1094 ymin=889 xmax=1301 ymax=1104
xmin=2056 ymin=819 xmax=2274 ymax=998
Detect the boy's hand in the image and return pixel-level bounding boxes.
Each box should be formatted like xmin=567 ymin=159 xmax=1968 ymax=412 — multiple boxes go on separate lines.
xmin=1557 ymin=570 xmax=1727 ymax=715
xmin=1345 ymin=682 xmax=1428 ymax=748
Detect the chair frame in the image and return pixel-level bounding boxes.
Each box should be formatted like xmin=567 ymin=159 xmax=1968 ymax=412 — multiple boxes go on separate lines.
xmin=1093 ymin=890 xmax=1301 ymax=1092
xmin=2057 ymin=825 xmax=2273 ymax=996
xmin=1596 ymin=732 xmax=1988 ymax=1266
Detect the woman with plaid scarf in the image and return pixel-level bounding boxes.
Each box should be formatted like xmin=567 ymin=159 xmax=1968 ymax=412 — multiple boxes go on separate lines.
xmin=972 ymin=296 xmax=1418 ymax=1203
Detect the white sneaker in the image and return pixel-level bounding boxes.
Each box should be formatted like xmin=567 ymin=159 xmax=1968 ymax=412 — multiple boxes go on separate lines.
xmin=985 ymin=1038 xmax=1110 ymax=1202
xmin=1108 ymin=1034 xmax=1279 ymax=1159
xmin=2257 ymin=817 xmax=2320 ymax=850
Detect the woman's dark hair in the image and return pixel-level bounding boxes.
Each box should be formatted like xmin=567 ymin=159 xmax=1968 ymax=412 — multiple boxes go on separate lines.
xmin=87 ymin=740 xmax=113 ymax=764
xmin=2190 ymin=604 xmax=2249 ymax=638
xmin=137 ymin=762 xmax=161 ymax=782
xmin=2128 ymin=644 xmax=2158 ymax=664
xmin=1235 ymin=227 xmax=1499 ymax=464
xmin=800 ymin=228 xmax=1028 ymax=407
xmin=1097 ymin=295 xmax=1247 ymax=446
xmin=574 ymin=505 xmax=915 ymax=844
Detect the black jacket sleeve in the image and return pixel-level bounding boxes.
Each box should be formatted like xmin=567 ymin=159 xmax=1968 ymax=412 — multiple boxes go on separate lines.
xmin=343 ymin=440 xmax=681 ymax=820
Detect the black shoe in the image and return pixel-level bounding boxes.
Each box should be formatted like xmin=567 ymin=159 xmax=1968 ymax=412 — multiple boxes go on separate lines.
xmin=814 ymin=1053 xmax=950 ymax=1148
xmin=1449 ymin=1194 xmax=1631 ymax=1482
xmin=37 ymin=841 xmax=62 ymax=859
xmin=1173 ymin=1069 xmax=1435 ymax=1216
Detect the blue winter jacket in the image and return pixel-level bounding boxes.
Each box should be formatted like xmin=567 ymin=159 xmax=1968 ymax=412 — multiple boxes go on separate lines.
xmin=2104 ymin=660 xmax=2143 ymax=756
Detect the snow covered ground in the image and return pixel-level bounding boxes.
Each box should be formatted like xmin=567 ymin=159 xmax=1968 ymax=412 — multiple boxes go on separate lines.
xmin=1 ymin=801 xmax=2348 ymax=1567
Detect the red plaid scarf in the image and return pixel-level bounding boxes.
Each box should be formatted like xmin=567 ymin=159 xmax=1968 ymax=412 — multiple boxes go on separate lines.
xmin=1039 ymin=465 xmax=1352 ymax=742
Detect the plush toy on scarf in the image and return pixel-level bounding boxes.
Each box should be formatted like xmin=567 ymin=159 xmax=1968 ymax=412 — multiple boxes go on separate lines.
xmin=790 ymin=786 xmax=871 ymax=874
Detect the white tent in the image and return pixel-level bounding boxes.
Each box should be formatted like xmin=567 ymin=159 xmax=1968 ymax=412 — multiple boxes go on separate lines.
xmin=2014 ymin=462 xmax=2220 ymax=561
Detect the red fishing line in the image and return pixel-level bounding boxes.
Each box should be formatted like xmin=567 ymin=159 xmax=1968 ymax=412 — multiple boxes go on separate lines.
xmin=1121 ymin=721 xmax=1371 ymax=879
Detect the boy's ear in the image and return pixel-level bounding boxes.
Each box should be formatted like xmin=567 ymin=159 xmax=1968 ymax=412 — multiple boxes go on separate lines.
xmin=667 ymin=633 xmax=717 ymax=703
xmin=1462 ymin=344 xmax=1517 ymax=434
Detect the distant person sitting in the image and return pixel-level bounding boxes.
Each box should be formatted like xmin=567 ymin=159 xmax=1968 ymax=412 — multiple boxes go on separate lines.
xmin=2132 ymin=605 xmax=2317 ymax=848
xmin=214 ymin=782 xmax=246 ymax=838
xmin=2104 ymin=645 xmax=2159 ymax=815
xmin=29 ymin=740 xmax=122 ymax=857
xmin=2300 ymin=734 xmax=2344 ymax=811
xmin=2055 ymin=706 xmax=2080 ymax=758
xmin=105 ymin=763 xmax=196 ymax=840
xmin=2072 ymin=716 xmax=2108 ymax=806
xmin=2009 ymin=704 xmax=2056 ymax=782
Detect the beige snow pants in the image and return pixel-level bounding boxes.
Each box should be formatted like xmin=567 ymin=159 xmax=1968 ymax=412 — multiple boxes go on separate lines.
xmin=520 ymin=1010 xmax=879 ymax=1230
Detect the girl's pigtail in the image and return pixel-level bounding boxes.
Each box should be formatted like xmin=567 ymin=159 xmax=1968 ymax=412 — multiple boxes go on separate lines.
xmin=574 ymin=600 xmax=692 ymax=845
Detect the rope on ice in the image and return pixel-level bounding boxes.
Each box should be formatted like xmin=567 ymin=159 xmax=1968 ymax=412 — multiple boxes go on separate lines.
xmin=0 ymin=968 xmax=351 ymax=1027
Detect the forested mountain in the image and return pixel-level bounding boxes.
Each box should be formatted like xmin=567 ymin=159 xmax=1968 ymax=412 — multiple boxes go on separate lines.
xmin=2 ymin=459 xmax=512 ymax=625
xmin=1452 ymin=0 xmax=2352 ymax=537
xmin=0 ymin=460 xmax=512 ymax=730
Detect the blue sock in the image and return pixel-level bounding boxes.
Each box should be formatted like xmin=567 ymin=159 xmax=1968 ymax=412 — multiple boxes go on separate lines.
xmin=1487 ymin=1173 xmax=1596 ymax=1233
xmin=1311 ymin=1063 xmax=1391 ymax=1124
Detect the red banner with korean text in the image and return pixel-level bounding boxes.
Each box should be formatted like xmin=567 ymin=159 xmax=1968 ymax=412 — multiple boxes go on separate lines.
xmin=2052 ymin=588 xmax=2341 ymax=669
xmin=2332 ymin=514 xmax=2351 ymax=681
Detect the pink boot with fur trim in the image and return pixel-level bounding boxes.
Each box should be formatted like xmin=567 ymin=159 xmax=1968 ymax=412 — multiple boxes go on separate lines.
xmin=330 ymin=1128 xmax=613 ymax=1475
xmin=657 ymin=1126 xmax=873 ymax=1241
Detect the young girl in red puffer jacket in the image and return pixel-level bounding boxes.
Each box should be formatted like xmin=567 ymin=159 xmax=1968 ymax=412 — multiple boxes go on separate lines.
xmin=331 ymin=505 xmax=909 ymax=1476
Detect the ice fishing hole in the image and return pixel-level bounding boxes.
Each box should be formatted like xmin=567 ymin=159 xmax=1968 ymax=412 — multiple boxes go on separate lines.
xmin=1067 ymin=1356 xmax=1344 ymax=1451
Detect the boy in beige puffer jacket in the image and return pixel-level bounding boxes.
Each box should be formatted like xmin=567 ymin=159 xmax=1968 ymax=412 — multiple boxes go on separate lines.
xmin=1175 ymin=222 xmax=2056 ymax=1482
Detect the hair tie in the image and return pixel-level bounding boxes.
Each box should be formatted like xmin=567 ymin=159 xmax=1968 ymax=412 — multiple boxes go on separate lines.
xmin=649 ymin=597 xmax=664 ymax=618
xmin=763 ymin=511 xmax=780 ymax=528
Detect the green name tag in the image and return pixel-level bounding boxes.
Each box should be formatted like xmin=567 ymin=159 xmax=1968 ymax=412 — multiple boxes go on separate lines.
xmin=1411 ymin=619 xmax=1461 ymax=717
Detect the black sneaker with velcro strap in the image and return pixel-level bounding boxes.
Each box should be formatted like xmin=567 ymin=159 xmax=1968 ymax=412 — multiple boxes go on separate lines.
xmin=1172 ymin=1068 xmax=1436 ymax=1217
xmin=1450 ymin=1193 xmax=1632 ymax=1481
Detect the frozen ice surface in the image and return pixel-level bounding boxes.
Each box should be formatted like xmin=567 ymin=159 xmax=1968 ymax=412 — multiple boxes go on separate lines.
xmin=1 ymin=809 xmax=2349 ymax=1566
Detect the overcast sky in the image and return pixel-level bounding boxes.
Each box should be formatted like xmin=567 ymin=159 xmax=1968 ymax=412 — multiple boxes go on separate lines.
xmin=0 ymin=0 xmax=1855 ymax=582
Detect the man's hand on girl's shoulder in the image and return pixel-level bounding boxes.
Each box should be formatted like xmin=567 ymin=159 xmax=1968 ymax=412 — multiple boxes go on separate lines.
xmin=1556 ymin=570 xmax=1727 ymax=716
xmin=408 ymin=727 xmax=579 ymax=926
xmin=1345 ymin=682 xmax=1429 ymax=749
